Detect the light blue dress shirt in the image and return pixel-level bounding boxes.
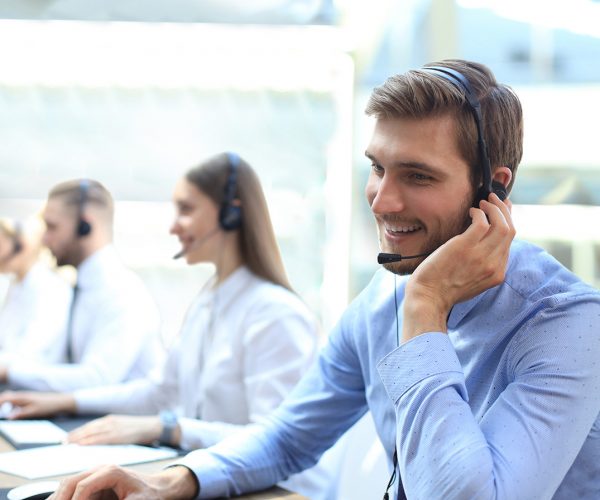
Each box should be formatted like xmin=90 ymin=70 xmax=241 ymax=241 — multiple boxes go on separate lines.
xmin=177 ymin=240 xmax=600 ymax=499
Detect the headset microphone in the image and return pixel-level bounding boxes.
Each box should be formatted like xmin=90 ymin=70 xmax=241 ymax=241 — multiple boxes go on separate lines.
xmin=172 ymin=248 xmax=186 ymax=260
xmin=377 ymin=252 xmax=430 ymax=265
xmin=172 ymin=227 xmax=221 ymax=259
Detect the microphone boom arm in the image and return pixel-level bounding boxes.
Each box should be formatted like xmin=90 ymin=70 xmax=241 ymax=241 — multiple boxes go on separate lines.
xmin=377 ymin=252 xmax=430 ymax=264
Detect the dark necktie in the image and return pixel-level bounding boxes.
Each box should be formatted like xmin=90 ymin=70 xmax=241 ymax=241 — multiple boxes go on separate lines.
xmin=65 ymin=283 xmax=79 ymax=363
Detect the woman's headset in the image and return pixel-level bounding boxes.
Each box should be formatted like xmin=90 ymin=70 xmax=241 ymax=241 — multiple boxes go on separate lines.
xmin=422 ymin=65 xmax=508 ymax=203
xmin=219 ymin=152 xmax=242 ymax=231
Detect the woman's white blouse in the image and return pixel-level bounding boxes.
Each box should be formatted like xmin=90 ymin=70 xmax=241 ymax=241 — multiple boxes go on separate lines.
xmin=75 ymin=266 xmax=319 ymax=446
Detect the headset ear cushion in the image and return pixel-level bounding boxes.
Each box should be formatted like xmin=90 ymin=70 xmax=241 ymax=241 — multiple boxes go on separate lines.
xmin=77 ymin=220 xmax=92 ymax=237
xmin=492 ymin=180 xmax=508 ymax=201
xmin=219 ymin=205 xmax=242 ymax=231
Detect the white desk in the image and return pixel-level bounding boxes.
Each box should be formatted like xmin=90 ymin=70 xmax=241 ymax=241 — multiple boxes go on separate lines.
xmin=0 ymin=433 xmax=305 ymax=499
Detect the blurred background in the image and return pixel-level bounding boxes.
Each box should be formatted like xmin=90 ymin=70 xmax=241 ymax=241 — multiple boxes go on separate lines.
xmin=0 ymin=1 xmax=599 ymax=496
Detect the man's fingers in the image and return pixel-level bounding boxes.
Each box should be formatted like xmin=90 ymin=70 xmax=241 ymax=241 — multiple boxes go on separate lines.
xmin=461 ymin=207 xmax=490 ymax=243
xmin=483 ymin=193 xmax=515 ymax=233
xmin=50 ymin=467 xmax=103 ymax=500
xmin=479 ymin=197 xmax=515 ymax=248
xmin=71 ymin=466 xmax=123 ymax=500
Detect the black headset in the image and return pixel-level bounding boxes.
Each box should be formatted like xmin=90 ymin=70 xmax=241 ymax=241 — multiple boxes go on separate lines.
xmin=11 ymin=221 xmax=23 ymax=256
xmin=76 ymin=179 xmax=92 ymax=238
xmin=422 ymin=65 xmax=508 ymax=203
xmin=219 ymin=152 xmax=242 ymax=231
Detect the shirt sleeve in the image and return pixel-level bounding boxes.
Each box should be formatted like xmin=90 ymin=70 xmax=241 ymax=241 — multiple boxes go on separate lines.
xmin=172 ymin=306 xmax=370 ymax=499
xmin=73 ymin=377 xmax=164 ymax=415
xmin=7 ymin=290 xmax=161 ymax=392
xmin=377 ymin=297 xmax=600 ymax=500
xmin=74 ymin=327 xmax=183 ymax=414
xmin=178 ymin=418 xmax=247 ymax=450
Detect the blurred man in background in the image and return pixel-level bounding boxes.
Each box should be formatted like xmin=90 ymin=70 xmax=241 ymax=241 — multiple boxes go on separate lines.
xmin=0 ymin=179 xmax=163 ymax=392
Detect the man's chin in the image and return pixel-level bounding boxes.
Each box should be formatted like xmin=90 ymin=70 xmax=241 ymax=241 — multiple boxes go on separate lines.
xmin=378 ymin=245 xmax=428 ymax=275
xmin=382 ymin=260 xmax=421 ymax=276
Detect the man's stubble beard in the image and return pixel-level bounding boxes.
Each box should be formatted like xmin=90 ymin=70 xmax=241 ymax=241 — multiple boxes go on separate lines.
xmin=382 ymin=194 xmax=474 ymax=276
xmin=55 ymin=239 xmax=86 ymax=268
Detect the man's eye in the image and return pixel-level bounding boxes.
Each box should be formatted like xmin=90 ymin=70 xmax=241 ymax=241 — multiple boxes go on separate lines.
xmin=410 ymin=173 xmax=432 ymax=182
xmin=371 ymin=163 xmax=384 ymax=174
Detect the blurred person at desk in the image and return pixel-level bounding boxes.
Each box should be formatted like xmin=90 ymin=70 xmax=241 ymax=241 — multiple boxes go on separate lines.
xmin=0 ymin=153 xmax=341 ymax=500
xmin=31 ymin=60 xmax=600 ymax=500
xmin=0 ymin=179 xmax=162 ymax=392
xmin=0 ymin=216 xmax=71 ymax=366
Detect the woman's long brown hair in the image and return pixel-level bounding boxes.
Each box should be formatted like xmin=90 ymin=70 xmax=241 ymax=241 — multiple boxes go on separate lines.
xmin=185 ymin=153 xmax=292 ymax=291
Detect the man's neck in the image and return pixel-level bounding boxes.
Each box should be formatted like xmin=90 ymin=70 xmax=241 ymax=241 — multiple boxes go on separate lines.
xmin=75 ymin=240 xmax=111 ymax=269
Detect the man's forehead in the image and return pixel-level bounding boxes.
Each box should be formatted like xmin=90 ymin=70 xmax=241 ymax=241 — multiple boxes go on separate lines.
xmin=44 ymin=197 xmax=74 ymax=220
xmin=367 ymin=114 xmax=465 ymax=165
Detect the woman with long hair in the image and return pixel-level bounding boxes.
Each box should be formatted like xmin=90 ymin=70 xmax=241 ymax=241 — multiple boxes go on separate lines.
xmin=0 ymin=153 xmax=339 ymax=499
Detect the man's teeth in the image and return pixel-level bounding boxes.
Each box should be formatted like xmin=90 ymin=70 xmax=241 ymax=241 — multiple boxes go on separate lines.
xmin=388 ymin=225 xmax=422 ymax=233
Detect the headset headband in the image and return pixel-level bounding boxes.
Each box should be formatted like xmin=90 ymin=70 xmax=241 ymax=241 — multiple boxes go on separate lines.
xmin=77 ymin=179 xmax=92 ymax=237
xmin=219 ymin=152 xmax=242 ymax=231
xmin=422 ymin=65 xmax=502 ymax=201
xmin=224 ymin=152 xmax=239 ymax=202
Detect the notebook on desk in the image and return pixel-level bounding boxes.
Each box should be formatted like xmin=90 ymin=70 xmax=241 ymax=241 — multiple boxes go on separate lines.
xmin=0 ymin=415 xmax=102 ymax=450
xmin=0 ymin=443 xmax=178 ymax=479
xmin=0 ymin=421 xmax=66 ymax=449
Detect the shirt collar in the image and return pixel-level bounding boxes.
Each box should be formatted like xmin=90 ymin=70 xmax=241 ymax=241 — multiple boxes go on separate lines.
xmin=197 ymin=265 xmax=253 ymax=310
xmin=76 ymin=244 xmax=118 ymax=289
xmin=16 ymin=262 xmax=40 ymax=288
xmin=447 ymin=293 xmax=487 ymax=329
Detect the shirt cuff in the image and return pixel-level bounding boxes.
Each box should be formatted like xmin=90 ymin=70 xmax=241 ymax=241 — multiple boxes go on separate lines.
xmin=173 ymin=449 xmax=229 ymax=499
xmin=178 ymin=417 xmax=211 ymax=450
xmin=377 ymin=332 xmax=463 ymax=404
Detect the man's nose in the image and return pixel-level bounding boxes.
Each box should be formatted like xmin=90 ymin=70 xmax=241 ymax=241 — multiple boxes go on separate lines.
xmin=369 ymin=176 xmax=405 ymax=215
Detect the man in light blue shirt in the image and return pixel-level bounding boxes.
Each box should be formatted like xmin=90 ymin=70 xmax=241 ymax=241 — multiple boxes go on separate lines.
xmin=50 ymin=60 xmax=600 ymax=500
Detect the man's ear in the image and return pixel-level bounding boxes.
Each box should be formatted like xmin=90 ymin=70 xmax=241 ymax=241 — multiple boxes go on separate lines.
xmin=492 ymin=166 xmax=512 ymax=192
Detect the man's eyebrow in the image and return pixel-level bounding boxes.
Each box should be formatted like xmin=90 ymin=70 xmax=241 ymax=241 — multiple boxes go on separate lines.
xmin=364 ymin=151 xmax=443 ymax=175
